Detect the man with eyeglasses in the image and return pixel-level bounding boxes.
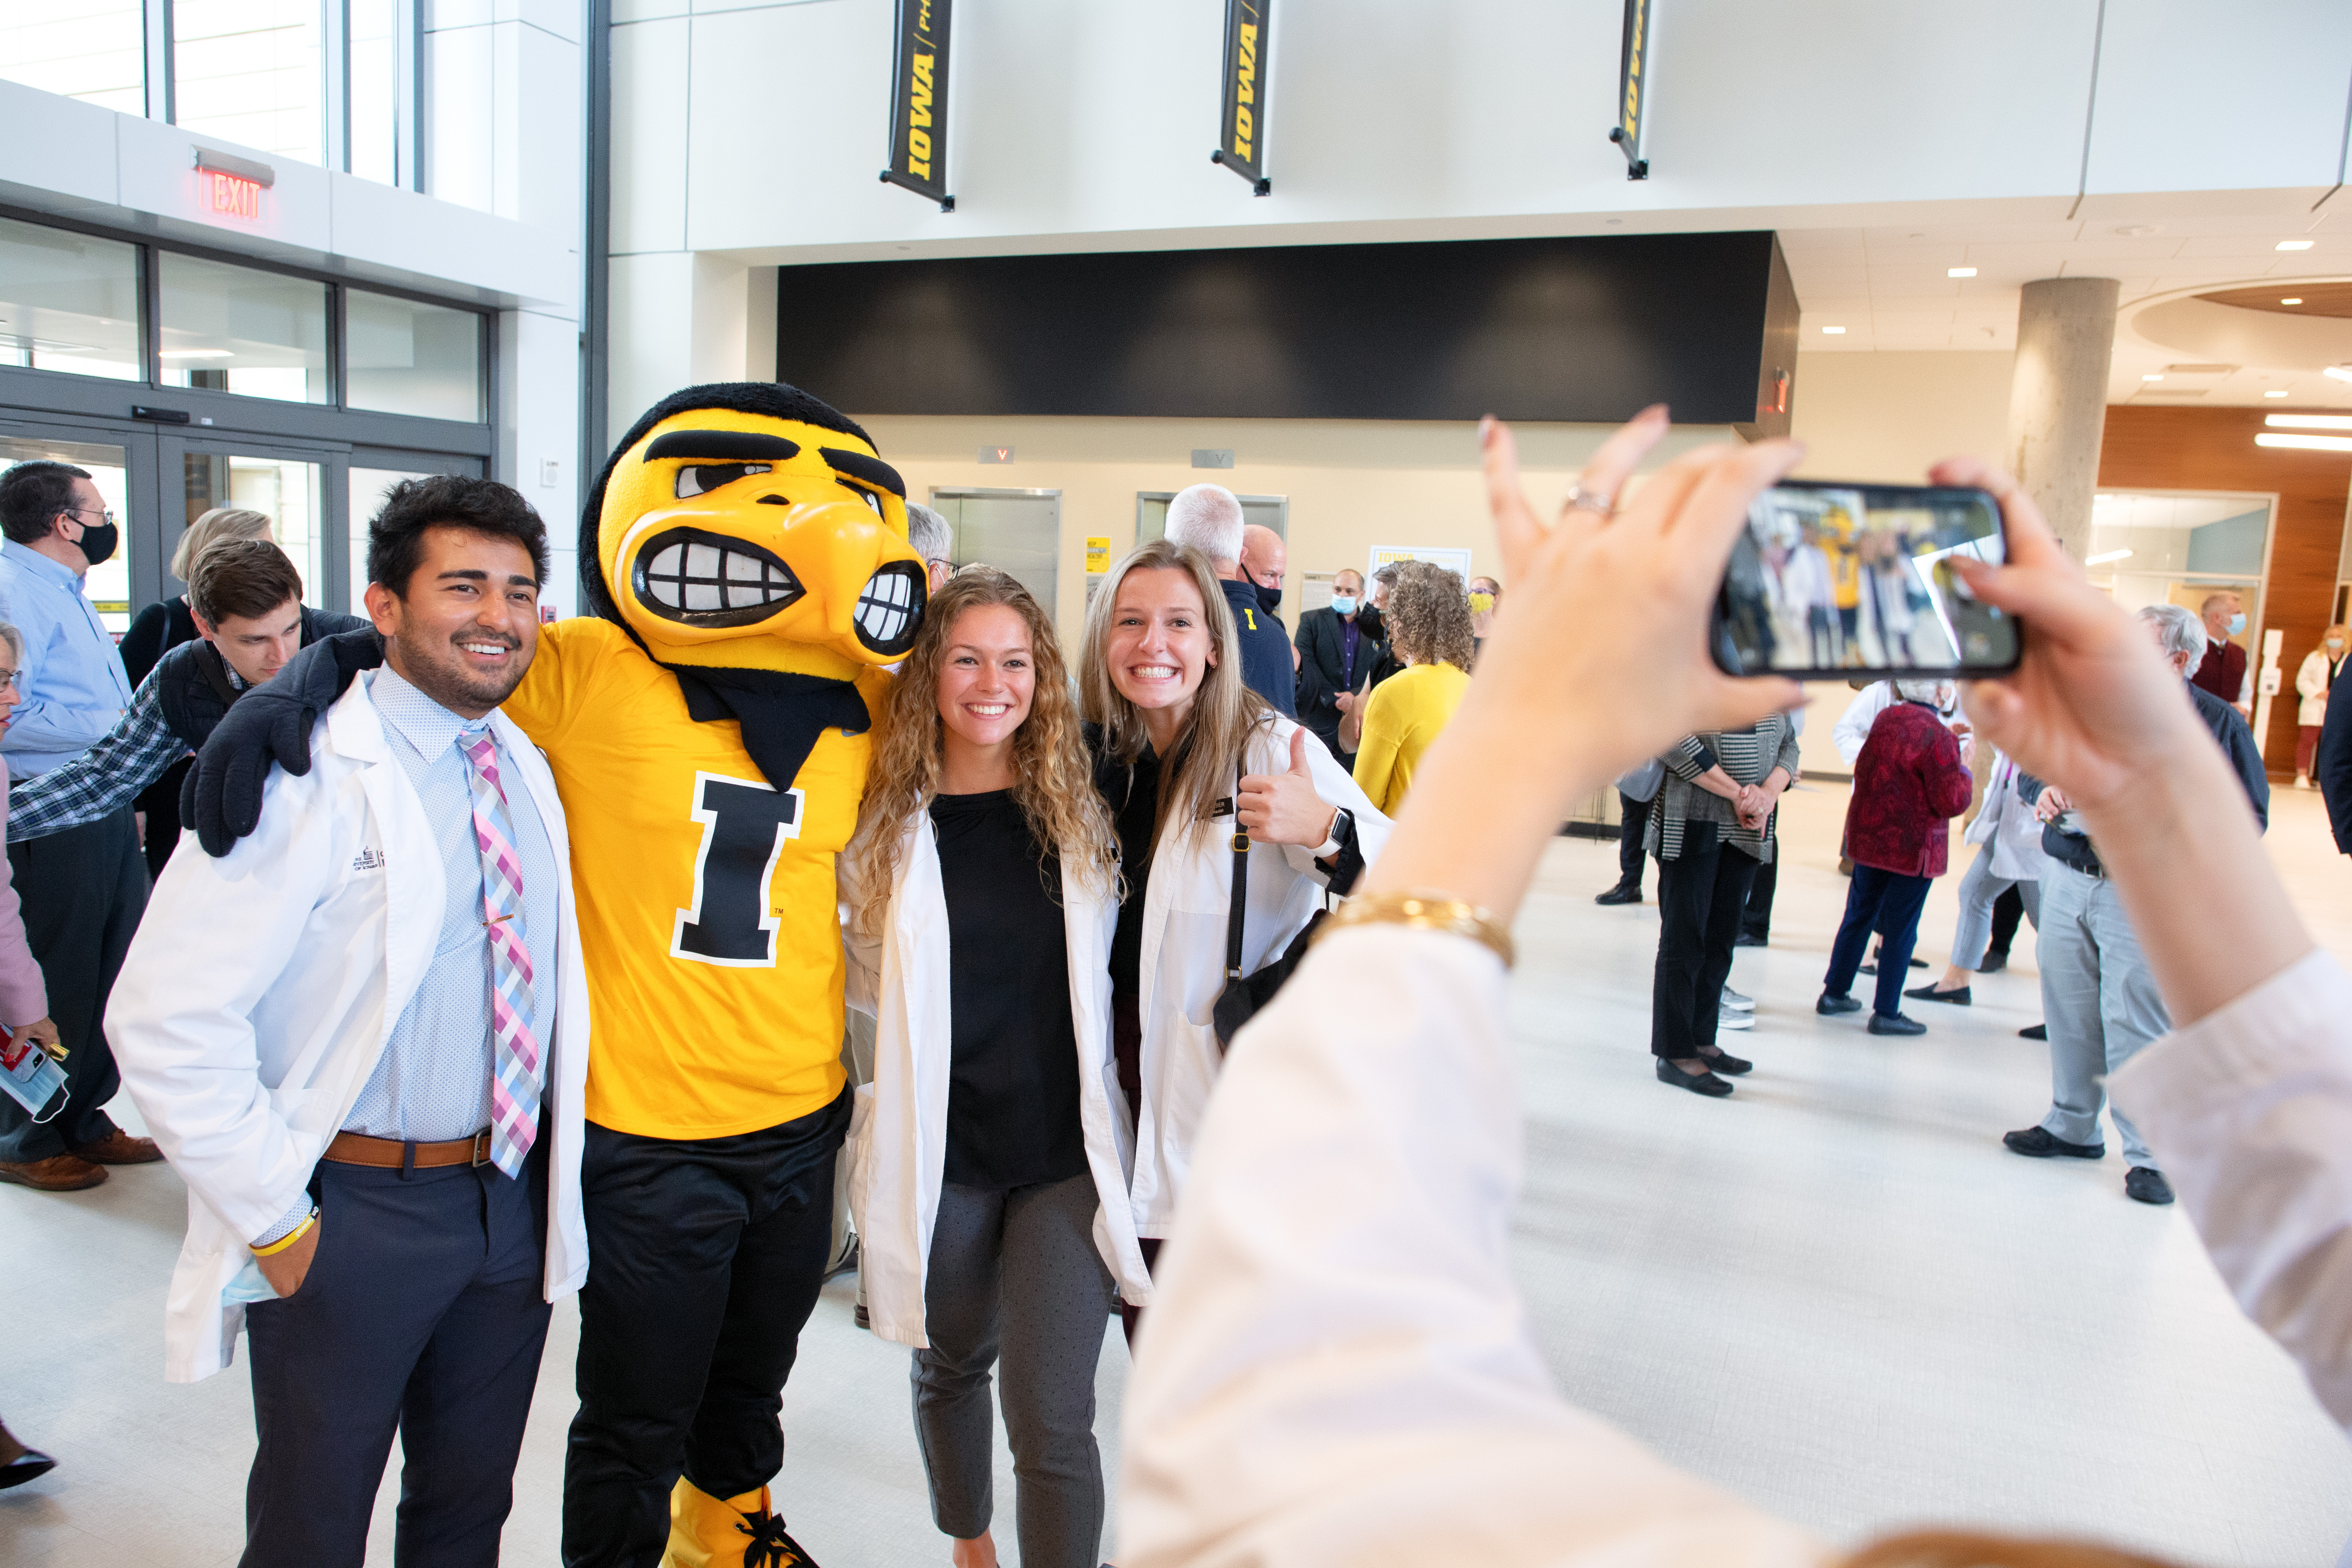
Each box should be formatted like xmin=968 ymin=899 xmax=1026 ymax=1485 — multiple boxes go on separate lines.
xmin=0 ymin=460 xmax=157 ymax=1192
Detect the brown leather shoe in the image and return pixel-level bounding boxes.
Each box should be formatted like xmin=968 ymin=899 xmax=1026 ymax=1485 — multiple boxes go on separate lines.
xmin=0 ymin=1154 xmax=108 ymax=1191
xmin=68 ymin=1130 xmax=163 ymax=1165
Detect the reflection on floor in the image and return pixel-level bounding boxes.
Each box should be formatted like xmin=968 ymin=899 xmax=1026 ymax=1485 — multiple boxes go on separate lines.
xmin=4 ymin=780 xmax=2349 ymax=1566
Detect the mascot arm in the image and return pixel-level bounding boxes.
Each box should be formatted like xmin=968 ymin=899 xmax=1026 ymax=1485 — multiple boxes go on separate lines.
xmin=493 ymin=617 xmax=604 ymax=752
xmin=189 ymin=628 xmax=384 ymax=856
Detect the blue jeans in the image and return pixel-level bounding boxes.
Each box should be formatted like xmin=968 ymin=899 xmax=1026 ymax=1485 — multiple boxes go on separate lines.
xmin=1823 ymin=864 xmax=1933 ymax=1018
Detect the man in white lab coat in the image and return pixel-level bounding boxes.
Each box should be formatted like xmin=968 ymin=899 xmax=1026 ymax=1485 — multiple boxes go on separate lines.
xmin=107 ymin=477 xmax=592 ymax=1568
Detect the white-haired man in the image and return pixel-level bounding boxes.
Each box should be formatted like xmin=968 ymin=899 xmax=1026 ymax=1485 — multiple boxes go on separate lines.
xmin=904 ymin=502 xmax=955 ymax=597
xmin=1164 ymin=483 xmax=1294 ymax=716
xmin=2005 ymin=602 xmax=2268 ymax=1206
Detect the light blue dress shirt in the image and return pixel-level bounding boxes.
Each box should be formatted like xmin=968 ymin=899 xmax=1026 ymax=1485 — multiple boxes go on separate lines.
xmin=342 ymin=663 xmax=560 ymax=1144
xmin=0 ymin=543 xmax=132 ymax=779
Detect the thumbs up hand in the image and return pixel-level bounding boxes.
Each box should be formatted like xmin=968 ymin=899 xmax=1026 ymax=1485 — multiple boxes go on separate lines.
xmin=1237 ymin=727 xmax=1342 ymax=847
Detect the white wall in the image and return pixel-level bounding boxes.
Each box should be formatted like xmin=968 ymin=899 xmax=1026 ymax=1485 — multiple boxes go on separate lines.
xmin=1788 ymin=351 xmax=2016 ymax=484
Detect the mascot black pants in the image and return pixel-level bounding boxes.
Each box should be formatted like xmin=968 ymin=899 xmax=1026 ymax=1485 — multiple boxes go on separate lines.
xmin=562 ymin=1088 xmax=851 ymax=1568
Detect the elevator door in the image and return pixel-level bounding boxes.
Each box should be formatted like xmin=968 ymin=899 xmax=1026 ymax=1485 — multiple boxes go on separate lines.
xmin=929 ymin=488 xmax=1062 ymax=622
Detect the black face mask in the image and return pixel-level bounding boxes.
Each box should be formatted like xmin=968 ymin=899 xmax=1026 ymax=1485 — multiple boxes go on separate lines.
xmin=74 ymin=521 xmax=118 ymax=567
xmin=1255 ymin=580 xmax=1283 ymax=615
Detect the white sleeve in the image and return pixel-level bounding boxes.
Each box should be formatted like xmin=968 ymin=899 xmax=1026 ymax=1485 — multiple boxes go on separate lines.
xmin=1118 ymin=926 xmax=1824 ymax=1568
xmin=2298 ymin=654 xmax=2328 ymax=701
xmin=2109 ymin=949 xmax=2352 ymax=1433
xmin=1832 ymin=684 xmax=1886 ymax=768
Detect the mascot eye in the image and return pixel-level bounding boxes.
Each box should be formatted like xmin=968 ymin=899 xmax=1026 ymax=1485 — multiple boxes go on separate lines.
xmin=847 ymin=487 xmax=883 ymax=517
xmin=675 ymin=463 xmax=770 ymax=498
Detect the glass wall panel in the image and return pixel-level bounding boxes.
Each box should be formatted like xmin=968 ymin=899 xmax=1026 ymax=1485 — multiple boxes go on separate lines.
xmin=349 ymin=465 xmax=433 ymax=604
xmin=0 ymin=1 xmax=145 ymax=114
xmin=345 ymin=290 xmax=484 ymax=422
xmin=186 ymin=452 xmax=324 ymax=607
xmin=0 ymin=433 xmax=136 ymax=634
xmin=158 ymin=251 xmax=329 ymax=404
xmin=173 ymin=0 xmax=323 ymax=167
xmin=348 ymin=0 xmax=399 ymax=185
xmin=0 ymin=215 xmax=143 ymax=381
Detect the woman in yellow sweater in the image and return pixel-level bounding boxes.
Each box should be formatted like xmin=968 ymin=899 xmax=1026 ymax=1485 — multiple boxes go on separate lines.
xmin=1354 ymin=561 xmax=1477 ymax=815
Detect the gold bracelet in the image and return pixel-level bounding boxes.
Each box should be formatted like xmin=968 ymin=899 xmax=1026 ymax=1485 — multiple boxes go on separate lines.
xmin=1315 ymin=889 xmax=1516 ymax=969
xmin=250 ymin=1208 xmax=318 ymax=1258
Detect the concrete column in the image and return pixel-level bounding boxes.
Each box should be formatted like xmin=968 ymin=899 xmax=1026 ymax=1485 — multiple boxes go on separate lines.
xmin=2004 ymin=277 xmax=2120 ymax=563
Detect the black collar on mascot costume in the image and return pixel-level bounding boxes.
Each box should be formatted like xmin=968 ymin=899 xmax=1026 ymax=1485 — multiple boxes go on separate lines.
xmin=581 ymin=381 xmax=883 ymax=794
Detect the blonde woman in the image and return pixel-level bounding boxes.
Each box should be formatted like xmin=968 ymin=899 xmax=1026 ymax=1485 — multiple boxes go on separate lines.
xmin=841 ymin=569 xmax=1150 ymax=1568
xmin=119 ymin=507 xmax=273 ymax=875
xmin=1080 ymin=539 xmax=1390 ymax=1325
xmin=2293 ymin=623 xmax=2348 ymax=788
xmin=1353 ymin=561 xmax=1477 ymax=816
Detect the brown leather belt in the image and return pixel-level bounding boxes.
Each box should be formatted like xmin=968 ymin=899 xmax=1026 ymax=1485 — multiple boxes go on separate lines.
xmin=323 ymin=1129 xmax=494 ymax=1169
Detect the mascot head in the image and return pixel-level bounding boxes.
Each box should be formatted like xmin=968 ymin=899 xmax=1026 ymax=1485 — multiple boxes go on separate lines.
xmin=582 ymin=382 xmax=926 ymax=681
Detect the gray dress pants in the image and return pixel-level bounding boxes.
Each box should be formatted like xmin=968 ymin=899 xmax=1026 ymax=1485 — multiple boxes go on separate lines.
xmin=2036 ymin=863 xmax=2169 ymax=1167
xmin=1949 ymin=842 xmax=2041 ymax=971
xmin=913 ymin=1173 xmax=1114 ymax=1568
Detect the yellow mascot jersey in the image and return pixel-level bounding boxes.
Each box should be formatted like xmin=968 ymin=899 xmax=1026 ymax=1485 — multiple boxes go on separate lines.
xmin=504 ymin=616 xmax=876 ymax=1139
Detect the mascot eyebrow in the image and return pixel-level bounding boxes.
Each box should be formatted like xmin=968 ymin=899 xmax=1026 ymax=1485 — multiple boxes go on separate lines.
xmin=819 ymin=448 xmax=905 ymax=499
xmin=644 ymin=430 xmax=800 ymax=463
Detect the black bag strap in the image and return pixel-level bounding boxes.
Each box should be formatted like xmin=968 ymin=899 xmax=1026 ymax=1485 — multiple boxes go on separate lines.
xmin=1224 ymin=766 xmax=1250 ymax=982
xmin=194 ymin=641 xmax=242 ymax=710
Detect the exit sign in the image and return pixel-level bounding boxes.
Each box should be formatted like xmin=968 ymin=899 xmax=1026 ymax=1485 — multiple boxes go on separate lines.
xmin=192 ymin=147 xmax=276 ymax=223
xmin=206 ymin=172 xmax=261 ymax=218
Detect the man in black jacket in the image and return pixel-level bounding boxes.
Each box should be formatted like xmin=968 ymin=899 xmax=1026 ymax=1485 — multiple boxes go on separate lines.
xmin=1293 ymin=568 xmax=1373 ymax=764
xmin=2003 ymin=603 xmax=2268 ymax=1209
xmin=8 ymin=539 xmax=367 ymax=848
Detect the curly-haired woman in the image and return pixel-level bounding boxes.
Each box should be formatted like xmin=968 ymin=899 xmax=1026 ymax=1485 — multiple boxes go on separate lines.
xmin=1352 ymin=561 xmax=1477 ymax=817
xmin=840 ymin=568 xmax=1152 ymax=1568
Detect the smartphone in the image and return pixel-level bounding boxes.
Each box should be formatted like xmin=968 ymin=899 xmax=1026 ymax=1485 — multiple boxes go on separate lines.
xmin=1710 ymin=480 xmax=2020 ymax=681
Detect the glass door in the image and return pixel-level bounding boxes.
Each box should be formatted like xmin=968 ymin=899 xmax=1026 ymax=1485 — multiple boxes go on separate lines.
xmin=347 ymin=447 xmax=486 ymax=609
xmin=0 ymin=416 xmax=161 ymax=638
xmin=161 ymin=433 xmax=351 ymax=611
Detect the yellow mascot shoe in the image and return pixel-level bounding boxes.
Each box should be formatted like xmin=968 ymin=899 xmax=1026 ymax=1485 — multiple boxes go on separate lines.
xmin=665 ymin=1478 xmax=819 ymax=1568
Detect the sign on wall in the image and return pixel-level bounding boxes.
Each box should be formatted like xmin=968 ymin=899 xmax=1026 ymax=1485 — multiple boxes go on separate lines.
xmin=1608 ymin=0 xmax=1653 ymax=180
xmin=882 ymin=0 xmax=955 ymax=211
xmin=1211 ymin=0 xmax=1272 ymax=196
xmin=1367 ymin=545 xmax=1474 ymax=584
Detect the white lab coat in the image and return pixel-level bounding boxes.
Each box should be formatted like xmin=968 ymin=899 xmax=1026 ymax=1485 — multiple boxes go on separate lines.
xmin=1962 ymin=749 xmax=2050 ymax=882
xmin=2296 ymin=649 xmax=2344 ymax=728
xmin=1833 ymin=681 xmax=1963 ymax=769
xmin=1123 ymin=714 xmax=1391 ymax=1239
xmin=1119 ymin=925 xmax=1824 ymax=1567
xmin=839 ymin=809 xmax=1153 ymax=1347
xmin=106 ymin=678 xmax=592 ymax=1383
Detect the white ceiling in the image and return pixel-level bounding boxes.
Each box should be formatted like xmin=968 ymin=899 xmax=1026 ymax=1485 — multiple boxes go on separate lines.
xmin=1781 ymin=199 xmax=2352 ymax=408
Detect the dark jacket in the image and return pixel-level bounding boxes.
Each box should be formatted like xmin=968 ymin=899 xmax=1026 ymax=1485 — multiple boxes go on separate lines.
xmin=2189 ymin=635 xmax=2248 ymax=708
xmin=2317 ymin=669 xmax=2352 ymax=853
xmin=1221 ymin=578 xmax=1295 ymax=718
xmin=1293 ymin=606 xmax=1374 ymax=738
xmin=121 ymin=596 xmax=201 ymax=687
xmin=155 ymin=606 xmax=368 ymax=751
xmin=2023 ymin=682 xmax=2269 ymax=872
xmin=1845 ymin=702 xmax=1973 ymax=878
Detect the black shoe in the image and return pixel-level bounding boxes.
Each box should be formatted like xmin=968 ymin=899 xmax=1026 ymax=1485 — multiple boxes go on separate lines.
xmin=1908 ymin=957 xmax=1927 ymax=969
xmin=1816 ymin=991 xmax=1863 ymax=1015
xmin=1594 ymin=884 xmax=1643 ymax=906
xmin=1904 ymin=983 xmax=1971 ymax=1005
xmin=1867 ymin=1011 xmax=1926 ymax=1036
xmin=853 ymin=1301 xmax=870 ymax=1331
xmin=1696 ymin=1045 xmax=1753 ymax=1075
xmin=1655 ymin=1057 xmax=1734 ymax=1097
xmin=1858 ymin=961 xmax=1876 ymax=975
xmin=1733 ymin=931 xmax=1766 ymax=947
xmin=2125 ymin=1166 xmax=2175 ymax=1206
xmin=0 ymin=1447 xmax=55 ymax=1491
xmin=1979 ymin=950 xmax=2009 ymax=974
xmin=2004 ymin=1126 xmax=2104 ymax=1160
xmin=2019 ymin=1023 xmax=2047 ymax=1040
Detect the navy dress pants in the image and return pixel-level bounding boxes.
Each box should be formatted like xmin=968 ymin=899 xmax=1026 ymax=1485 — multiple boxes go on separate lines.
xmin=1824 ymin=864 xmax=1934 ymax=1018
xmin=241 ymin=1146 xmax=551 ymax=1568
xmin=562 ymin=1089 xmax=849 ymax=1568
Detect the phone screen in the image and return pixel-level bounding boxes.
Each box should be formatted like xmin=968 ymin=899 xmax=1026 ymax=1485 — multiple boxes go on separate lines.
xmin=1712 ymin=481 xmax=2020 ymax=680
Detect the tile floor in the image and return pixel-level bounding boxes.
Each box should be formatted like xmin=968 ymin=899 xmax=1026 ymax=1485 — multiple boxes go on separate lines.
xmin=3 ymin=778 xmax=2350 ymax=1565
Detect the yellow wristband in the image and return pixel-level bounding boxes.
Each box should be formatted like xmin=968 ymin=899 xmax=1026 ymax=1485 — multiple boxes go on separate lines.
xmin=1315 ymin=889 xmax=1516 ymax=970
xmin=250 ymin=1208 xmax=318 ymax=1258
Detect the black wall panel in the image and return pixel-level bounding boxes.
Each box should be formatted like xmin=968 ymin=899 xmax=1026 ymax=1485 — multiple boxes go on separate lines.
xmin=775 ymin=231 xmax=1794 ymax=429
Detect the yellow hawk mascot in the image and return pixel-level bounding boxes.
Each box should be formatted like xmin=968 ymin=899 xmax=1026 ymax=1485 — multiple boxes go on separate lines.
xmin=191 ymin=382 xmax=926 ymax=1568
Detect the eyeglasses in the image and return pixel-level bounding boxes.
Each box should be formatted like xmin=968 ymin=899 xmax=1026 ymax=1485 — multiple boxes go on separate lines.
xmin=63 ymin=505 xmax=117 ymax=528
xmin=0 ymin=670 xmax=19 ymax=690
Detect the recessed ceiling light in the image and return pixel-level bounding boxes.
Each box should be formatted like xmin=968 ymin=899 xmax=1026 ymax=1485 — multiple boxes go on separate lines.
xmin=2142 ymin=373 xmax=2165 ymax=381
xmin=2258 ymin=432 xmax=2352 ymax=452
xmin=2282 ymin=297 xmax=2304 ymax=305
xmin=2268 ymin=414 xmax=2352 ymax=430
xmin=2085 ymin=548 xmax=2134 ymax=566
xmin=2266 ymin=389 xmax=2292 ymax=397
xmin=1947 ymin=267 xmax=1976 ymax=278
xmin=2325 ymin=366 xmax=2352 ymax=384
xmin=1820 ymin=326 xmax=1846 ymax=335
xmin=2278 ymin=240 xmax=2315 ymax=251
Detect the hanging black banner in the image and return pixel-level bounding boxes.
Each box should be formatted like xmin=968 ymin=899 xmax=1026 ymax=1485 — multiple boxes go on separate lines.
xmin=1210 ymin=0 xmax=1271 ymax=196
xmin=881 ymin=0 xmax=954 ymax=211
xmin=1608 ymin=0 xmax=1652 ymax=180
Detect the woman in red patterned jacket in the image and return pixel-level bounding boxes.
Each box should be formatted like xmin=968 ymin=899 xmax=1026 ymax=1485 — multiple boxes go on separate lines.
xmin=1817 ymin=679 xmax=1975 ymax=1035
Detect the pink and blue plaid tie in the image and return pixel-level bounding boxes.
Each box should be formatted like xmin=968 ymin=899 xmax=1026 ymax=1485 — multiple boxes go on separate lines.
xmin=460 ymin=727 xmax=542 ymax=1177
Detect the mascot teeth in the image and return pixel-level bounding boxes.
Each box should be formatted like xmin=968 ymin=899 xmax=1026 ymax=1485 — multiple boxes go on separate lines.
xmin=632 ymin=527 xmax=804 ymax=627
xmin=853 ymin=562 xmax=925 ymax=656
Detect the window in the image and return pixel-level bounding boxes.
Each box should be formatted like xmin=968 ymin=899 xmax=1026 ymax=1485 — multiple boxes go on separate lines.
xmin=158 ymin=250 xmax=329 ymax=403
xmin=172 ymin=0 xmax=324 ymax=167
xmin=0 ymin=1 xmax=145 ymax=114
xmin=345 ymin=290 xmax=483 ymax=422
xmin=184 ymin=452 xmax=326 ymax=607
xmin=347 ymin=0 xmax=400 ymax=186
xmin=0 ymin=215 xmax=143 ymax=381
